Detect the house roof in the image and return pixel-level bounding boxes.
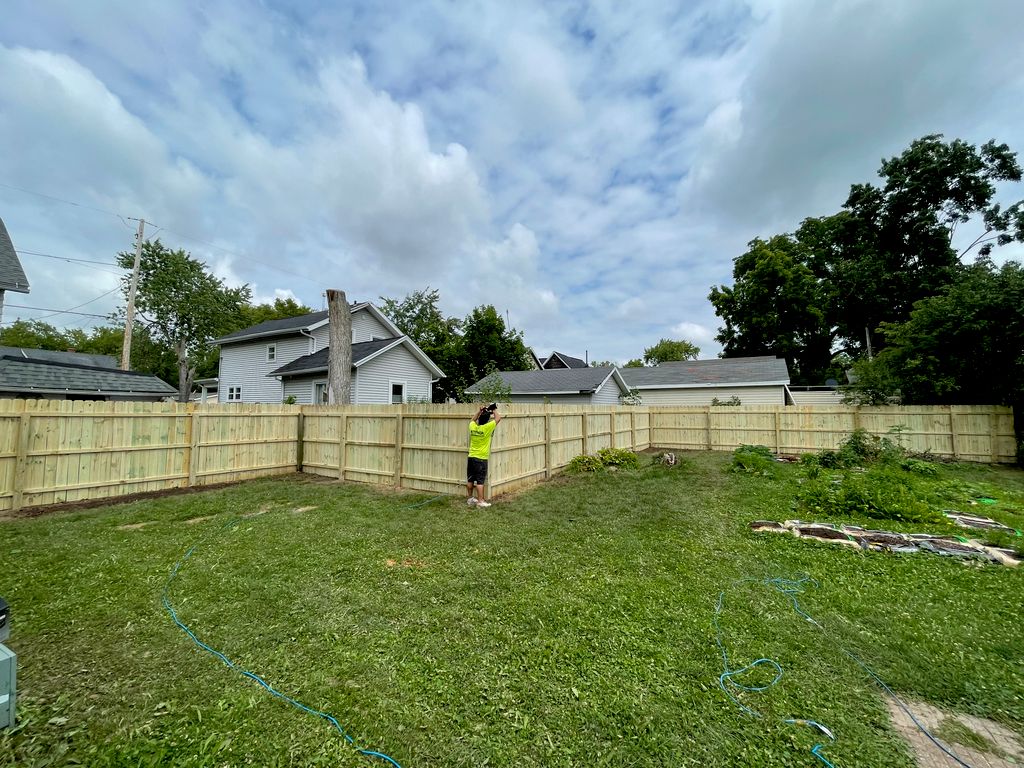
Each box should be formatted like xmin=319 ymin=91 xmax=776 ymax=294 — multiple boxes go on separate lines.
xmin=0 ymin=346 xmax=119 ymax=369
xmin=0 ymin=355 xmax=177 ymax=397
xmin=465 ymin=367 xmax=629 ymax=396
xmin=543 ymin=351 xmax=588 ymax=369
xmin=0 ymin=217 xmax=30 ymax=294
xmin=215 ymin=310 xmax=330 ymax=344
xmin=619 ymin=356 xmax=790 ymax=389
xmin=214 ymin=302 xmax=404 ymax=346
xmin=268 ymin=336 xmax=445 ymax=379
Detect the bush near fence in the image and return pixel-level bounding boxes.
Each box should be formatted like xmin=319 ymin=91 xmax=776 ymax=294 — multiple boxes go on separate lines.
xmin=0 ymin=400 xmax=1014 ymax=513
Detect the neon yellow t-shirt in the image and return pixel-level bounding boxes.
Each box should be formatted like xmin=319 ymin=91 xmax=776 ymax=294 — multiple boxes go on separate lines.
xmin=468 ymin=419 xmax=497 ymax=459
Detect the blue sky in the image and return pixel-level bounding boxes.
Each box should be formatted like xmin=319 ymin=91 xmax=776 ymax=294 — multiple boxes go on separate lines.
xmin=1 ymin=0 xmax=1022 ymax=365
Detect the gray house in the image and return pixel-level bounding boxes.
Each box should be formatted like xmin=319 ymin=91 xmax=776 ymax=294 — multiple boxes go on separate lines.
xmin=214 ymin=303 xmax=444 ymax=404
xmin=619 ymin=356 xmax=790 ymax=405
xmin=0 ymin=216 xmax=31 ymax=322
xmin=465 ymin=367 xmax=631 ymax=405
xmin=0 ymin=347 xmax=176 ymax=401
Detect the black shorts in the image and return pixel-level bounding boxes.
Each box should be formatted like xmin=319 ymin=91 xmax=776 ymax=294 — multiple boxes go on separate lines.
xmin=467 ymin=457 xmax=488 ymax=485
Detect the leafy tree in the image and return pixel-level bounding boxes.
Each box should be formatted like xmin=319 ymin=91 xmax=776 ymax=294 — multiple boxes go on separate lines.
xmin=590 ymin=360 xmax=617 ymax=367
xmin=236 ymin=297 xmax=313 ymax=330
xmin=379 ymin=287 xmax=462 ymax=401
xmin=846 ymin=259 xmax=1024 ymax=410
xmin=117 ymin=240 xmax=251 ymax=401
xmin=642 ymin=338 xmax=700 ymax=365
xmin=709 ymin=232 xmax=835 ymax=383
xmin=470 ymin=370 xmax=513 ymax=404
xmin=0 ymin=320 xmax=71 ymax=350
xmin=457 ymin=305 xmax=532 ymax=398
xmin=623 ymin=359 xmax=645 ymax=368
xmin=829 ymin=136 xmax=1020 ymax=352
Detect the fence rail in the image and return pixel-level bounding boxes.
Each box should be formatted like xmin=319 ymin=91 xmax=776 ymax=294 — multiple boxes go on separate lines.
xmin=0 ymin=400 xmax=1014 ymax=513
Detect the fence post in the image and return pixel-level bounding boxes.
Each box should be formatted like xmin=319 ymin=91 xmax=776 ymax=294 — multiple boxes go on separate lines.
xmin=12 ymin=402 xmax=30 ymax=512
xmin=705 ymin=406 xmax=712 ymax=451
xmin=338 ymin=411 xmax=348 ymax=481
xmin=582 ymin=412 xmax=590 ymax=455
xmin=393 ymin=409 xmax=404 ymax=487
xmin=630 ymin=409 xmax=636 ymax=450
xmin=774 ymin=407 xmax=782 ymax=453
xmin=609 ymin=408 xmax=616 ymax=449
xmin=989 ymin=408 xmax=998 ymax=463
xmin=187 ymin=408 xmax=201 ymax=487
xmin=544 ymin=407 xmax=552 ymax=479
xmin=295 ymin=408 xmax=305 ymax=472
xmin=949 ymin=406 xmax=960 ymax=460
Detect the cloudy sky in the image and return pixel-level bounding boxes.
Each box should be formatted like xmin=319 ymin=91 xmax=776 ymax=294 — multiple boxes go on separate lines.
xmin=1 ymin=0 xmax=1022 ymax=365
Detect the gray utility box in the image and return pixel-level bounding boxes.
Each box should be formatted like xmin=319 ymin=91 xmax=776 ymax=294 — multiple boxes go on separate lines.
xmin=0 ymin=597 xmax=8 ymax=644
xmin=0 ymin=643 xmax=14 ymax=729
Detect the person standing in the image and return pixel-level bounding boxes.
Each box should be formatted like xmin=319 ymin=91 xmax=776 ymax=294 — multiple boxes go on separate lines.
xmin=467 ymin=403 xmax=501 ymax=507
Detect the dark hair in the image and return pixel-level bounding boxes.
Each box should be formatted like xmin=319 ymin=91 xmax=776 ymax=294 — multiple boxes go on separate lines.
xmin=477 ymin=410 xmax=492 ymax=425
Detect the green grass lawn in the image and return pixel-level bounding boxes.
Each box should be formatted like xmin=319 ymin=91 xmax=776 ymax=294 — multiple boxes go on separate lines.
xmin=2 ymin=452 xmax=1022 ymax=767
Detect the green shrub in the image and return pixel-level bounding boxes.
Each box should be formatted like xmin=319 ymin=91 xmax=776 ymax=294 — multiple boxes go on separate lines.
xmin=595 ymin=447 xmax=641 ymax=470
xmin=900 ymin=458 xmax=938 ymax=476
xmin=565 ymin=454 xmax=605 ymax=474
xmin=729 ymin=445 xmax=776 ymax=476
xmin=795 ymin=465 xmax=946 ymax=525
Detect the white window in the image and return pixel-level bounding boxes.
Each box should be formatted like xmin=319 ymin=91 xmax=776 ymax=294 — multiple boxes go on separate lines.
xmin=314 ymin=381 xmax=329 ymax=404
xmin=227 ymin=386 xmax=242 ymax=402
xmin=266 ymin=344 xmax=277 ymax=362
xmin=390 ymin=382 xmax=405 ymax=404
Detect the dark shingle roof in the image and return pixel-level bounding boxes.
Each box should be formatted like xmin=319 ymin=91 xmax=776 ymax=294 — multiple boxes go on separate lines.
xmin=0 ymin=355 xmax=176 ymax=397
xmin=465 ymin=367 xmax=622 ymax=395
xmin=269 ymin=337 xmax=401 ymax=377
xmin=619 ymin=356 xmax=790 ymax=388
xmin=214 ymin=310 xmax=330 ymax=344
xmin=0 ymin=346 xmax=117 ymax=369
xmin=0 ymin=217 xmax=30 ymax=294
xmin=543 ymin=351 xmax=588 ymax=369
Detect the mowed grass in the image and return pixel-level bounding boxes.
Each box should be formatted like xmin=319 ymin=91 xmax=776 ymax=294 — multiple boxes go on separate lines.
xmin=1 ymin=452 xmax=1022 ymax=767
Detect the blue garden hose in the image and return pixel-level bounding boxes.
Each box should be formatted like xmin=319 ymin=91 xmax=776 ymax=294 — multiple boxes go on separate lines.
xmin=714 ymin=576 xmax=974 ymax=768
xmin=162 ymin=517 xmax=402 ymax=768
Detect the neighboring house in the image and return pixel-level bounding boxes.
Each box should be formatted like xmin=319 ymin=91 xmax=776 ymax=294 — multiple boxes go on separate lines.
xmin=213 ymin=303 xmax=445 ymax=404
xmin=0 ymin=216 xmax=31 ymax=323
xmin=540 ymin=351 xmax=588 ymax=370
xmin=787 ymin=385 xmax=844 ymax=405
xmin=193 ymin=377 xmax=219 ymax=403
xmin=465 ymin=367 xmax=631 ymax=405
xmin=0 ymin=347 xmax=176 ymax=401
xmin=619 ymin=356 xmax=791 ymax=405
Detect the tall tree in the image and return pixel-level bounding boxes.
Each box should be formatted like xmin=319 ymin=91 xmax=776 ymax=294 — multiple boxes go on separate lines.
xmin=709 ymin=232 xmax=834 ymax=383
xmin=379 ymin=287 xmax=462 ymax=401
xmin=116 ymin=240 xmax=250 ymax=401
xmin=642 ymin=338 xmax=700 ymax=365
xmin=236 ymin=297 xmax=314 ymax=330
xmin=326 ymin=288 xmax=352 ymax=404
xmin=457 ymin=304 xmax=532 ymax=396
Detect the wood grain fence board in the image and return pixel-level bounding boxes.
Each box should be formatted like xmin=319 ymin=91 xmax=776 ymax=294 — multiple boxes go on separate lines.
xmin=0 ymin=400 xmax=1014 ymax=513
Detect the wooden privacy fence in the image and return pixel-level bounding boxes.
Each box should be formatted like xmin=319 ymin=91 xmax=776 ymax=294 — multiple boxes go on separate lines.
xmin=0 ymin=400 xmax=1015 ymax=513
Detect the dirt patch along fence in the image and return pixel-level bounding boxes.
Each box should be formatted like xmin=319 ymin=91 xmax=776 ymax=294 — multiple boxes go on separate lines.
xmin=0 ymin=401 xmax=1014 ymax=513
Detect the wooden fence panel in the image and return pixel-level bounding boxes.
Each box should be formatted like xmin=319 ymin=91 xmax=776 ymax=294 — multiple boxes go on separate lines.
xmin=0 ymin=400 xmax=1014 ymax=514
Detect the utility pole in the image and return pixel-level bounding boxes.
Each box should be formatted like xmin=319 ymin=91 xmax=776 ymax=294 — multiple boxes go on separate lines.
xmin=121 ymin=219 xmax=145 ymax=370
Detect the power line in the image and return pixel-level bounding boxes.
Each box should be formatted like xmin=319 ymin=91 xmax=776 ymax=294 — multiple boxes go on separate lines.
xmin=29 ymin=287 xmax=121 ymax=321
xmin=3 ymin=304 xmax=111 ymax=319
xmin=0 ymin=181 xmax=140 ymax=221
xmin=15 ymin=248 xmax=122 ymax=267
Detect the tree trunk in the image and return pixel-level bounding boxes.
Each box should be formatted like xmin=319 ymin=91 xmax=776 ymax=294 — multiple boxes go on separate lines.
xmin=327 ymin=289 xmax=352 ymax=404
xmin=176 ymin=339 xmax=192 ymax=403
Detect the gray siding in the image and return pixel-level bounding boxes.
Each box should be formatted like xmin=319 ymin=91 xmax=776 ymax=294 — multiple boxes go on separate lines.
xmin=638 ymin=385 xmax=785 ymax=406
xmin=354 ymin=344 xmax=433 ymax=403
xmin=307 ymin=308 xmax=391 ymax=350
xmin=592 ymin=379 xmax=622 ymax=405
xmin=218 ymin=335 xmax=309 ymax=403
xmin=509 ymin=393 xmax=597 ymax=405
xmin=789 ymin=389 xmax=844 ymax=405
xmin=283 ymin=377 xmax=322 ymax=405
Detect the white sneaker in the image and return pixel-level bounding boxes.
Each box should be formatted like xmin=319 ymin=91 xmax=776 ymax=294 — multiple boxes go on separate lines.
xmin=467 ymin=497 xmax=478 ymax=506
xmin=476 ymin=501 xmax=492 ymax=508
